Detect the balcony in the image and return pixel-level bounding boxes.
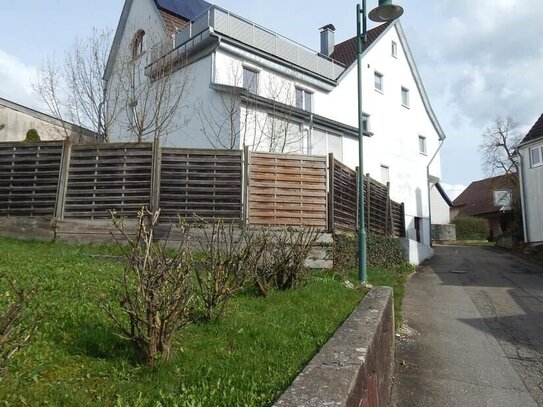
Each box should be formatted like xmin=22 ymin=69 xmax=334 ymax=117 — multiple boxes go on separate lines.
xmin=147 ymin=6 xmax=345 ymax=81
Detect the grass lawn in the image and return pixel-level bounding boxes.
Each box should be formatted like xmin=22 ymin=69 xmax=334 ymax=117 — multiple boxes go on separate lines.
xmin=0 ymin=237 xmax=411 ymax=406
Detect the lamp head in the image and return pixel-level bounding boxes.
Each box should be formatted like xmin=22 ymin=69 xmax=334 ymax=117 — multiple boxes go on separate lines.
xmin=368 ymin=0 xmax=404 ymax=23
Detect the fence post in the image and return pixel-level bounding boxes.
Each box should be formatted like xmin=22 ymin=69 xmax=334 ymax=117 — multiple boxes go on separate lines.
xmin=150 ymin=137 xmax=162 ymax=213
xmin=366 ymin=173 xmax=371 ymax=233
xmin=242 ymin=146 xmax=250 ymax=225
xmin=327 ymin=153 xmax=334 ymax=233
xmin=54 ymin=136 xmax=72 ymax=220
xmin=400 ymin=202 xmax=406 ymax=237
xmin=385 ymin=182 xmax=391 ymax=236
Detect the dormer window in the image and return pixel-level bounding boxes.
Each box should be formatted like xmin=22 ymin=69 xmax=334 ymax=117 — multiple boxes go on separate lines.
xmin=132 ymin=30 xmax=146 ymax=58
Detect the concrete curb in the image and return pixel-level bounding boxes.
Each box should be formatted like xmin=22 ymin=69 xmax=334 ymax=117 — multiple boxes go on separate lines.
xmin=274 ymin=287 xmax=395 ymax=407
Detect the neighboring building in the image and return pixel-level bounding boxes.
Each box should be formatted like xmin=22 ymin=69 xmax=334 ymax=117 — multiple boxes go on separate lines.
xmin=451 ymin=174 xmax=517 ymax=240
xmin=517 ymin=113 xmax=543 ymax=245
xmin=105 ymin=0 xmax=446 ymax=264
xmin=430 ymin=182 xmax=456 ymax=242
xmin=0 ymin=97 xmax=96 ymax=143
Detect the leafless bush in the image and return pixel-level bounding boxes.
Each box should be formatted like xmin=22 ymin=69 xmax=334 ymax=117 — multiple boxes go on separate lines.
xmin=192 ymin=219 xmax=263 ymax=321
xmin=264 ymin=227 xmax=322 ymax=292
xmin=0 ymin=275 xmax=39 ymax=374
xmin=101 ymin=209 xmax=195 ymax=366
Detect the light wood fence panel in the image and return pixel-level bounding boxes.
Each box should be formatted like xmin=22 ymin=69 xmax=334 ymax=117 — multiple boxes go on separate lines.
xmin=64 ymin=143 xmax=153 ymax=219
xmin=248 ymin=152 xmax=327 ymax=228
xmin=0 ymin=142 xmax=63 ymax=216
xmin=159 ymin=148 xmax=243 ymax=221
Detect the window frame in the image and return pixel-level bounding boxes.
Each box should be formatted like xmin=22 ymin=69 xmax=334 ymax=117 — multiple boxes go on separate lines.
xmin=401 ymin=87 xmax=410 ymax=108
xmin=242 ymin=67 xmax=259 ymax=94
xmin=295 ymin=87 xmax=313 ymax=112
xmin=418 ymin=135 xmax=427 ymax=155
xmin=530 ymin=145 xmax=543 ymax=168
xmin=132 ymin=30 xmax=146 ymax=59
xmin=391 ymin=41 xmax=398 ymax=58
xmin=374 ymin=71 xmax=384 ymax=93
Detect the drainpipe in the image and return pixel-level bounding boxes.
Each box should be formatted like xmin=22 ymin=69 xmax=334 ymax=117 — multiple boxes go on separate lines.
xmin=517 ymin=151 xmax=530 ymax=244
xmin=427 ymin=138 xmax=444 ymax=247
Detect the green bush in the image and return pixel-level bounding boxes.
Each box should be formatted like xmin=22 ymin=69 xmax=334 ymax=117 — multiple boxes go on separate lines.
xmin=452 ymin=216 xmax=489 ymax=240
xmin=329 ymin=232 xmax=405 ymax=273
xmin=24 ymin=129 xmax=40 ymax=142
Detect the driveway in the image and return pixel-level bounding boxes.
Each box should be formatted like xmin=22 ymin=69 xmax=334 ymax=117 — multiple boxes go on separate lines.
xmin=391 ymin=245 xmax=543 ymax=407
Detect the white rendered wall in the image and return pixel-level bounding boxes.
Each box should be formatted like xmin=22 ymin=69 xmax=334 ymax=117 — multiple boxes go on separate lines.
xmin=430 ymin=184 xmax=451 ymax=225
xmin=520 ymin=143 xmax=543 ymax=243
xmin=0 ymin=105 xmax=66 ymax=141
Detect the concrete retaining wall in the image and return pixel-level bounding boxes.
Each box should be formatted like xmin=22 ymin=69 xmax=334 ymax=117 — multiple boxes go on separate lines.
xmin=431 ymin=224 xmax=456 ymax=242
xmin=275 ymin=287 xmax=394 ymax=407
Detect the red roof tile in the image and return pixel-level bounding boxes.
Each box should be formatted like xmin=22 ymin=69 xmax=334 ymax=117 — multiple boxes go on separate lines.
xmin=330 ymin=23 xmax=390 ymax=67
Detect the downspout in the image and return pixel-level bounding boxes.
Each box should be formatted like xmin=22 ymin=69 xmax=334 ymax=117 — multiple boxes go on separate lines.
xmin=517 ymin=151 xmax=530 ymax=244
xmin=427 ymin=138 xmax=445 ymax=247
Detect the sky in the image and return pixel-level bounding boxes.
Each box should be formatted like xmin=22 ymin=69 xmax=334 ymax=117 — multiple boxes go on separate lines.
xmin=1 ymin=0 xmax=542 ymax=200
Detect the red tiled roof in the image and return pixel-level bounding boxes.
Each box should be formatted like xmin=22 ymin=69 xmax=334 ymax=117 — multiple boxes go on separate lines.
xmin=159 ymin=9 xmax=189 ymax=36
xmin=452 ymin=174 xmax=517 ymax=217
xmin=330 ymin=23 xmax=390 ymax=67
xmin=521 ymin=113 xmax=543 ymax=144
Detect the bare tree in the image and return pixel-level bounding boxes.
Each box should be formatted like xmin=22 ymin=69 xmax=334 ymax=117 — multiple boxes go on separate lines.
xmin=112 ymin=38 xmax=190 ymax=143
xmin=33 ymin=28 xmax=117 ymax=141
xmin=480 ymin=116 xmax=523 ymax=181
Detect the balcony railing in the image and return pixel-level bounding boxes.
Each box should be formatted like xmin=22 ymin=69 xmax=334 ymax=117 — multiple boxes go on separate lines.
xmin=148 ymin=6 xmax=345 ymax=81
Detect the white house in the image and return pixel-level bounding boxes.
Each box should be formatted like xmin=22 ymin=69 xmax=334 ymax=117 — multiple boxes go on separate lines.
xmin=518 ymin=113 xmax=543 ymax=245
xmin=104 ymin=0 xmax=446 ymax=264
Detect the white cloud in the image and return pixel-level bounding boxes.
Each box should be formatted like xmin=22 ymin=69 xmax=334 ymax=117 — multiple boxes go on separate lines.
xmin=0 ymin=49 xmax=42 ymax=110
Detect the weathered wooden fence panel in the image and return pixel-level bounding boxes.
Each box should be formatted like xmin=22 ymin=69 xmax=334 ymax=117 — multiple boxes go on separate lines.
xmin=159 ymin=148 xmax=243 ymax=221
xmin=248 ymin=152 xmax=327 ymax=228
xmin=329 ymin=157 xmax=405 ymax=238
xmin=329 ymin=157 xmax=358 ymax=231
xmin=0 ymin=142 xmax=63 ymax=217
xmin=64 ymin=143 xmax=153 ymax=219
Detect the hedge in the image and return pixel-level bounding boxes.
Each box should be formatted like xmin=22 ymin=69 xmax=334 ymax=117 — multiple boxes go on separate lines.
xmin=452 ymin=216 xmax=489 ymax=240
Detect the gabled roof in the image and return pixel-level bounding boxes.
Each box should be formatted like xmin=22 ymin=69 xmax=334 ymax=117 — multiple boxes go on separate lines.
xmin=452 ymin=174 xmax=517 ymax=217
xmin=331 ymin=21 xmax=446 ymax=142
xmin=104 ymin=0 xmax=210 ymax=80
xmin=330 ymin=23 xmax=390 ymax=67
xmin=520 ymin=113 xmax=543 ymax=145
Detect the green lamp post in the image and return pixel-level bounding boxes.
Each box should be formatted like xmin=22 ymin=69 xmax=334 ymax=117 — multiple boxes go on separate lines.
xmin=357 ymin=0 xmax=404 ymax=283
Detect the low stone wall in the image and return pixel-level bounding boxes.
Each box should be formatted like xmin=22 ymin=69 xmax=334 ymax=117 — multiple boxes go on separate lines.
xmin=275 ymin=287 xmax=394 ymax=407
xmin=431 ymin=224 xmax=456 ymax=242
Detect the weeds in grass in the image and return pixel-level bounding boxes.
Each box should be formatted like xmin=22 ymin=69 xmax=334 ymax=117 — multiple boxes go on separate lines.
xmin=101 ymin=209 xmax=195 ymax=365
xmin=0 ymin=274 xmax=39 ymax=374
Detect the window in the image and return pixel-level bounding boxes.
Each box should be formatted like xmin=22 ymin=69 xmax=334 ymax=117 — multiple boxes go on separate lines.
xmin=243 ymin=67 xmax=258 ymax=94
xmin=419 ymin=135 xmax=427 ymax=155
xmin=401 ymin=87 xmax=410 ymax=107
xmin=374 ymin=72 xmax=383 ymax=92
xmin=380 ymin=165 xmax=390 ymax=184
xmin=362 ymin=113 xmax=372 ymax=136
xmin=493 ymin=190 xmax=512 ymax=211
xmin=530 ymin=145 xmax=543 ymax=167
xmin=132 ymin=30 xmax=146 ymax=58
xmin=391 ymin=41 xmax=397 ymax=57
xmin=295 ymin=87 xmax=313 ymax=111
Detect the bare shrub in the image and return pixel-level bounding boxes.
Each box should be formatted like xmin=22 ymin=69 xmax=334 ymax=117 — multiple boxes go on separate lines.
xmin=258 ymin=227 xmax=322 ymax=293
xmin=101 ymin=209 xmax=194 ymax=365
xmin=0 ymin=275 xmax=39 ymax=373
xmin=192 ymin=219 xmax=263 ymax=321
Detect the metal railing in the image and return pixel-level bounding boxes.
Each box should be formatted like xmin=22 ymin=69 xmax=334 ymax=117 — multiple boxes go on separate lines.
xmin=149 ymin=6 xmax=345 ymax=81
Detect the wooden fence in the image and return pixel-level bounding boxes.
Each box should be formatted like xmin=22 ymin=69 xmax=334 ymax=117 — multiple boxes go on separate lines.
xmin=329 ymin=156 xmax=405 ymax=238
xmin=0 ymin=141 xmax=405 ymax=237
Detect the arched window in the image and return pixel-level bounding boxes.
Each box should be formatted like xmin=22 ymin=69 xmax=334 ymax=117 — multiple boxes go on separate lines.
xmin=132 ymin=30 xmax=146 ymax=58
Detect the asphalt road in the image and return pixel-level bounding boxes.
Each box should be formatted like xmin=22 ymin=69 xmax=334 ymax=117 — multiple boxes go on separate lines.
xmin=392 ymin=245 xmax=543 ymax=407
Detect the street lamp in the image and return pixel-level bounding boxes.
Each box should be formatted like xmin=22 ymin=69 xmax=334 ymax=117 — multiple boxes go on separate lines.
xmin=357 ymin=0 xmax=403 ymax=283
